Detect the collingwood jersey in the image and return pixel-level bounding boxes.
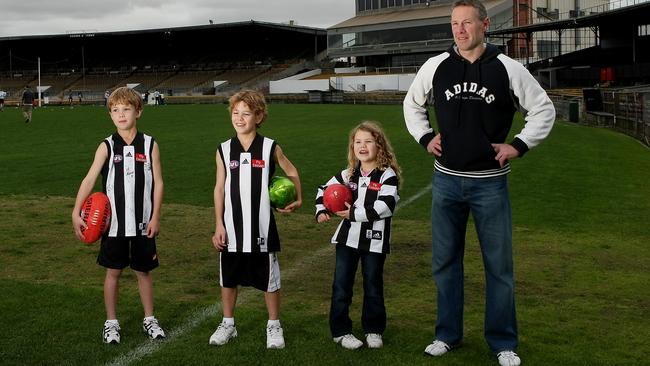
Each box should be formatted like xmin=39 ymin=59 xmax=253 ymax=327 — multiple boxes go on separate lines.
xmin=101 ymin=132 xmax=155 ymax=237
xmin=315 ymin=166 xmax=399 ymax=254
xmin=218 ymin=134 xmax=280 ymax=253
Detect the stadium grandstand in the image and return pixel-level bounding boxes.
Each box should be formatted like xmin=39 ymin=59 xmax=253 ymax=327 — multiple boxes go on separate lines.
xmin=0 ymin=21 xmax=326 ymax=104
xmin=1 ymin=0 xmax=649 ymax=145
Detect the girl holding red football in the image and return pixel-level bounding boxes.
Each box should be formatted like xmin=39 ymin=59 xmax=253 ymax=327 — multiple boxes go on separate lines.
xmin=315 ymin=121 xmax=401 ymax=350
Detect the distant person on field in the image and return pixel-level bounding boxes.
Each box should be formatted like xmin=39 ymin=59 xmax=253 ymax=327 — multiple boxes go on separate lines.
xmin=78 ymin=91 xmax=83 ymax=104
xmin=104 ymin=90 xmax=110 ymax=106
xmin=0 ymin=89 xmax=6 ymax=111
xmin=209 ymin=90 xmax=302 ymax=349
xmin=68 ymin=90 xmax=74 ymax=108
xmin=71 ymin=87 xmax=167 ymax=344
xmin=315 ymin=121 xmax=400 ymax=350
xmin=21 ymin=86 xmax=35 ymax=123
xmin=153 ymin=90 xmax=160 ymax=105
xmin=403 ymin=1 xmax=555 ymax=365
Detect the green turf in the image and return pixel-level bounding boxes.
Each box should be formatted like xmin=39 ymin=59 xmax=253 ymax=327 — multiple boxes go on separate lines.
xmin=0 ymin=104 xmax=648 ymax=365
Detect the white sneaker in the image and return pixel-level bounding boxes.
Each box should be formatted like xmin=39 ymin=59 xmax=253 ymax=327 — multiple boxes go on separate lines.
xmin=333 ymin=334 xmax=363 ymax=350
xmin=103 ymin=321 xmax=121 ymax=344
xmin=209 ymin=322 xmax=237 ymax=345
xmin=365 ymin=333 xmax=383 ymax=348
xmin=143 ymin=317 xmax=166 ymax=340
xmin=266 ymin=323 xmax=285 ymax=349
xmin=497 ymin=350 xmax=521 ymax=366
xmin=424 ymin=340 xmax=450 ymax=356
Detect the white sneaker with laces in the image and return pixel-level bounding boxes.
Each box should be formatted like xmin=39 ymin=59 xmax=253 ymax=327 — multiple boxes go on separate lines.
xmin=209 ymin=322 xmax=237 ymax=345
xmin=143 ymin=317 xmax=166 ymax=339
xmin=266 ymin=323 xmax=285 ymax=349
xmin=424 ymin=340 xmax=450 ymax=356
xmin=365 ymin=333 xmax=383 ymax=348
xmin=497 ymin=350 xmax=521 ymax=366
xmin=332 ymin=334 xmax=363 ymax=350
xmin=103 ymin=321 xmax=121 ymax=344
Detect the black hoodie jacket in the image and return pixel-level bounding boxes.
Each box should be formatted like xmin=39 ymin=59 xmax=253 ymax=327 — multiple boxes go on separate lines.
xmin=404 ymin=43 xmax=555 ymax=178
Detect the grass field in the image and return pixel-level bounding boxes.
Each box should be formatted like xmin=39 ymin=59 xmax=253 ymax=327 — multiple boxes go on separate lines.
xmin=0 ymin=104 xmax=649 ymax=365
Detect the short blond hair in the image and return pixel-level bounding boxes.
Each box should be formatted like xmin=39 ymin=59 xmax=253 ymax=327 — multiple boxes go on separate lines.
xmin=228 ymin=90 xmax=268 ymax=126
xmin=107 ymin=87 xmax=143 ymax=111
xmin=452 ymin=0 xmax=488 ymax=21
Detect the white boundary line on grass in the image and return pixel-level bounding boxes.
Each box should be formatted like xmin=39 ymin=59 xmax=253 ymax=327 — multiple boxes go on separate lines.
xmin=105 ymin=181 xmax=432 ymax=366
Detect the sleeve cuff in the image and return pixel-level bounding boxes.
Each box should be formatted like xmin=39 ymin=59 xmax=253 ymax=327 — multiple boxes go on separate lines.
xmin=510 ymin=137 xmax=529 ymax=157
xmin=418 ymin=132 xmax=435 ymax=150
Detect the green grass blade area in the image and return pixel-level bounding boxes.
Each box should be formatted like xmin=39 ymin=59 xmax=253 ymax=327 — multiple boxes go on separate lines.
xmin=1 ymin=104 xmax=649 ymax=364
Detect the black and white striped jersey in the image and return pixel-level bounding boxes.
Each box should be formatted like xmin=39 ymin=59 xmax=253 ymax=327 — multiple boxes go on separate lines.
xmin=217 ymin=134 xmax=280 ymax=253
xmin=315 ymin=166 xmax=399 ymax=254
xmin=101 ymin=132 xmax=155 ymax=237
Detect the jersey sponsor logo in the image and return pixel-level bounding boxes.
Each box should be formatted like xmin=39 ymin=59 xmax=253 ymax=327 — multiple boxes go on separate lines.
xmin=252 ymin=159 xmax=265 ymax=168
xmin=366 ymin=230 xmax=382 ymax=240
xmin=368 ymin=182 xmax=382 ymax=191
xmin=444 ymin=82 xmax=495 ymax=104
xmin=361 ymin=182 xmax=368 ymax=188
xmin=257 ymin=237 xmax=265 ymax=246
xmin=348 ymin=182 xmax=358 ymax=191
xmin=229 ymin=160 xmax=239 ymax=169
xmin=113 ymin=154 xmax=123 ymax=163
xmin=126 ymin=151 xmax=133 ymax=157
xmin=242 ymin=158 xmax=250 ymax=164
xmin=135 ymin=153 xmax=147 ymax=162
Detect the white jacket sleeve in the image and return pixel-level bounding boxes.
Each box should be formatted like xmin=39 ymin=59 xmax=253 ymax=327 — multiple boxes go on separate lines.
xmin=403 ymin=53 xmax=449 ymax=147
xmin=498 ymin=54 xmax=555 ymax=152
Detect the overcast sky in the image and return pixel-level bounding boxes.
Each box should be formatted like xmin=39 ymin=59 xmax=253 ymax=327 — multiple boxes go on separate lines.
xmin=0 ymin=0 xmax=356 ymax=37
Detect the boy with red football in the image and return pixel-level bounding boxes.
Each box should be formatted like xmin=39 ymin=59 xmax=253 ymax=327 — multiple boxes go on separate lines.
xmin=209 ymin=89 xmax=302 ymax=349
xmin=71 ymin=86 xmax=165 ymax=344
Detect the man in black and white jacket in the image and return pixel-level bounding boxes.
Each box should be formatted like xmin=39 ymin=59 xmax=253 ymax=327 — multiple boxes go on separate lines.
xmin=403 ymin=1 xmax=555 ymax=365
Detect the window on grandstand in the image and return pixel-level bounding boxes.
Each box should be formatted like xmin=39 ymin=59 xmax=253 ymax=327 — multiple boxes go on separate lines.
xmin=639 ymin=24 xmax=650 ymax=37
xmin=357 ymin=24 xmax=451 ymax=46
xmin=536 ymin=7 xmax=559 ymax=20
xmin=357 ymin=0 xmax=442 ymax=12
xmin=537 ymin=40 xmax=559 ymax=59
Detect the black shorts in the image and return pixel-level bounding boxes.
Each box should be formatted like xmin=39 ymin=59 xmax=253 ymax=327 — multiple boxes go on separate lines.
xmin=97 ymin=236 xmax=159 ymax=272
xmin=220 ymin=251 xmax=281 ymax=292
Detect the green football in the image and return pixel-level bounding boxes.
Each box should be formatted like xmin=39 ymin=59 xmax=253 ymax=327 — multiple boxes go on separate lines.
xmin=269 ymin=176 xmax=297 ymax=208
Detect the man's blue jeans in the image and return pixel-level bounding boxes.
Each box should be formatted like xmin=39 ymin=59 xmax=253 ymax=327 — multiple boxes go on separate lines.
xmin=330 ymin=244 xmax=387 ymax=337
xmin=431 ymin=171 xmax=517 ymax=352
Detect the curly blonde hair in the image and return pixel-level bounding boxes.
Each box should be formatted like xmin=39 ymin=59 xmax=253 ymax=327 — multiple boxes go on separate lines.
xmin=228 ymin=89 xmax=268 ymax=126
xmin=346 ymin=121 xmax=401 ymax=180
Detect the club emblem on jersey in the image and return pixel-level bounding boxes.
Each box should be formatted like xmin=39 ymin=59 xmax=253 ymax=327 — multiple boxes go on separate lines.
xmin=257 ymin=237 xmax=265 ymax=246
xmin=135 ymin=153 xmax=147 ymax=162
xmin=252 ymin=159 xmax=265 ymax=168
xmin=229 ymin=160 xmax=239 ymax=169
xmin=348 ymin=182 xmax=358 ymax=191
xmin=113 ymin=154 xmax=123 ymax=163
xmin=368 ymin=182 xmax=382 ymax=191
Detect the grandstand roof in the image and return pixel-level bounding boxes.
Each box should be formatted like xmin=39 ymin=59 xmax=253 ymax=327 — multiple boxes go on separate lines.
xmin=328 ymin=0 xmax=510 ymax=30
xmin=0 ymin=20 xmax=325 ymax=41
